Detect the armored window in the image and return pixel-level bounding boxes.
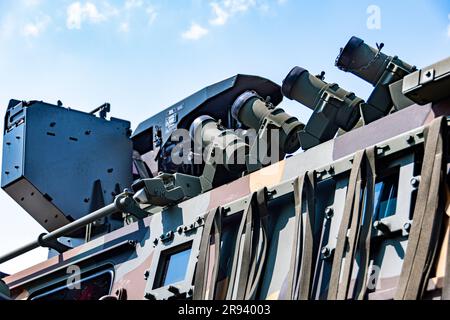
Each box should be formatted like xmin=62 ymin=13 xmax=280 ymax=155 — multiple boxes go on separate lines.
xmin=373 ymin=170 xmax=399 ymax=220
xmin=154 ymin=242 xmax=193 ymax=289
xmin=30 ymin=269 xmax=113 ymax=301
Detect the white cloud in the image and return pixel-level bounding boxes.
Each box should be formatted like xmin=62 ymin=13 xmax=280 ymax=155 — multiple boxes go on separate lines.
xmin=120 ymin=2 xmax=158 ymax=32
xmin=182 ymin=23 xmax=209 ymax=40
xmin=146 ymin=6 xmax=158 ymax=25
xmin=22 ymin=0 xmax=42 ymax=7
xmin=119 ymin=21 xmax=129 ymax=33
xmin=125 ymin=0 xmax=143 ymax=10
xmin=210 ymin=2 xmax=230 ymax=26
xmin=0 ymin=14 xmax=16 ymax=40
xmin=210 ymin=0 xmax=284 ymax=26
xmin=66 ymin=1 xmax=118 ymax=30
xmin=225 ymin=0 xmax=257 ymax=13
xmin=23 ymin=15 xmax=51 ymax=37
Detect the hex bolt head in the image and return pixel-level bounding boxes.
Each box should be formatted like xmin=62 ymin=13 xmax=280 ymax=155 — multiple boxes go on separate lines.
xmin=406 ymin=136 xmax=415 ymax=144
xmin=166 ymin=231 xmax=174 ymax=239
xmin=321 ymin=247 xmax=332 ymax=260
xmin=410 ymin=177 xmax=421 ymax=188
xmin=145 ymin=293 xmax=156 ymax=300
xmin=144 ymin=270 xmax=150 ymax=280
xmin=168 ymin=286 xmax=180 ymax=295
xmin=325 ymin=207 xmax=334 ymax=220
xmin=177 ymin=226 xmax=184 ymax=234
xmin=153 ymin=238 xmax=159 ymax=246
xmin=403 ymin=222 xmax=412 ymax=233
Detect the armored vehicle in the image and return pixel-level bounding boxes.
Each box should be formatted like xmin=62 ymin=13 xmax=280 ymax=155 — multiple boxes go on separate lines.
xmin=1 ymin=36 xmax=450 ymax=300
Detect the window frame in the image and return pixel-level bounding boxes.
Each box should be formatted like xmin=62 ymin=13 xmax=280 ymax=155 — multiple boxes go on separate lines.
xmin=144 ymin=224 xmax=203 ymax=300
xmin=29 ymin=267 xmax=114 ymax=301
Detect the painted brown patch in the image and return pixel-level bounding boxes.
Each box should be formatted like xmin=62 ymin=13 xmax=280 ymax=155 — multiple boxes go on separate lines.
xmin=333 ymin=103 xmax=433 ymax=160
xmin=250 ymin=160 xmax=285 ymax=192
xmin=208 ymin=176 xmax=251 ymax=210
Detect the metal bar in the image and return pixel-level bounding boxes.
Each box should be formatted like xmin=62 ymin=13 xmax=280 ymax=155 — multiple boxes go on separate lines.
xmin=0 ymin=202 xmax=119 ymax=265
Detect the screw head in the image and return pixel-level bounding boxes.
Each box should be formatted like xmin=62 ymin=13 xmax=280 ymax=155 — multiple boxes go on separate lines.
xmin=145 ymin=293 xmax=156 ymax=300
xmin=411 ymin=177 xmax=420 ymax=188
xmin=325 ymin=207 xmax=334 ymax=220
xmin=166 ymin=231 xmax=174 ymax=239
xmin=321 ymin=247 xmax=331 ymax=259
xmin=406 ymin=135 xmax=415 ymax=144
xmin=403 ymin=222 xmax=412 ymax=233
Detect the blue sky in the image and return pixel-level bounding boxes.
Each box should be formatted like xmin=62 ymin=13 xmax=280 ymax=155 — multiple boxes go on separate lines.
xmin=0 ymin=0 xmax=449 ymax=274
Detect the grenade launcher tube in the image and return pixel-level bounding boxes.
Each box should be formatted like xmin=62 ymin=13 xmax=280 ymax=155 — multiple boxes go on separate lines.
xmin=0 ymin=200 xmax=124 ymax=265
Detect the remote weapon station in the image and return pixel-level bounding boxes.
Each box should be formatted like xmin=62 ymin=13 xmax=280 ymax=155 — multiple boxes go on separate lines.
xmin=1 ymin=36 xmax=450 ymax=300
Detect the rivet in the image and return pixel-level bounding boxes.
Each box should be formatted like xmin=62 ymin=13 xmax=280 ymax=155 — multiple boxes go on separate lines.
xmin=325 ymin=207 xmax=334 ymax=220
xmin=406 ymin=135 xmax=415 ymax=144
xmin=321 ymin=247 xmax=333 ymax=260
xmin=411 ymin=177 xmax=421 ymax=188
xmin=403 ymin=222 xmax=412 ymax=233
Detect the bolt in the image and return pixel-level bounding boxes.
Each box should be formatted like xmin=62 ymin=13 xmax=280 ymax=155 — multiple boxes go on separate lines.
xmin=406 ymin=135 xmax=415 ymax=144
xmin=197 ymin=217 xmax=204 ymax=225
xmin=373 ymin=221 xmax=391 ymax=235
xmin=376 ymin=145 xmax=390 ymax=156
xmin=321 ymin=247 xmax=332 ymax=260
xmin=325 ymin=207 xmax=334 ymax=220
xmin=166 ymin=231 xmax=174 ymax=239
xmin=316 ymin=170 xmax=326 ymax=179
xmin=267 ymin=190 xmax=277 ymax=198
xmin=411 ymin=177 xmax=421 ymax=188
xmin=153 ymin=238 xmax=159 ymax=246
xmin=144 ymin=271 xmax=150 ymax=280
xmin=168 ymin=286 xmax=180 ymax=295
xmin=177 ymin=226 xmax=184 ymax=234
xmin=145 ymin=293 xmax=156 ymax=300
xmin=403 ymin=222 xmax=412 ymax=233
